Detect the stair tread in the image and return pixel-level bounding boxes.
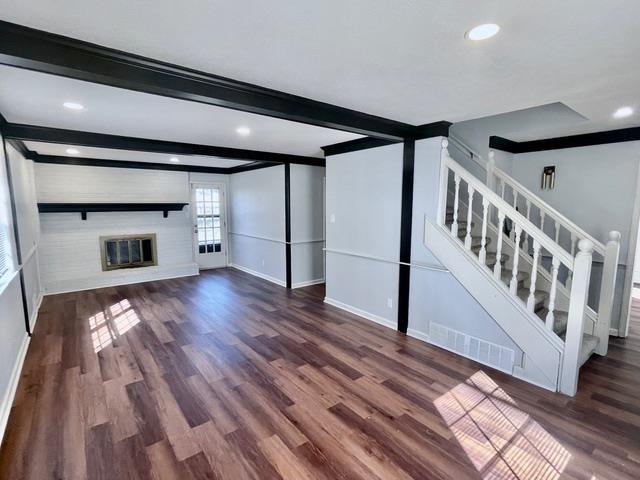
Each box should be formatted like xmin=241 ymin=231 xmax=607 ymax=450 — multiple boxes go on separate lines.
xmin=516 ymin=287 xmax=548 ymax=308
xmin=537 ymin=308 xmax=569 ymax=336
xmin=485 ymin=252 xmax=510 ymax=265
xmin=500 ymin=270 xmax=529 ymax=284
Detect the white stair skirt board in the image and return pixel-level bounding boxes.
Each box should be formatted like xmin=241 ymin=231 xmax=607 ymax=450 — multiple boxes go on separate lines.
xmin=425 ymin=219 xmax=563 ymax=388
xmin=44 ymin=263 xmax=199 ymax=295
xmin=292 ymin=278 xmax=325 ymax=289
xmin=323 ymin=297 xmax=397 ymax=330
xmin=408 ymin=323 xmax=515 ymax=374
xmin=0 ymin=334 xmax=30 ymax=443
xmin=229 ymin=263 xmax=286 ymax=287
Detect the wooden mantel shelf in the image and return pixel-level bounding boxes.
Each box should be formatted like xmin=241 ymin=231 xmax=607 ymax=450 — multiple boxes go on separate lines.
xmin=37 ymin=202 xmax=188 ymax=220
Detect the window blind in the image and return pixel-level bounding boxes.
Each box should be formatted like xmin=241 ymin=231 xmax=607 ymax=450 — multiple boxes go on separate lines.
xmin=0 ymin=223 xmax=9 ymax=279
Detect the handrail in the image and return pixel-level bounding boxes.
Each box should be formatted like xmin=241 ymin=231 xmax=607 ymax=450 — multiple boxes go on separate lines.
xmin=444 ymin=156 xmax=575 ymax=269
xmin=448 ymin=133 xmax=487 ymax=170
xmin=489 ymin=157 xmax=606 ymax=256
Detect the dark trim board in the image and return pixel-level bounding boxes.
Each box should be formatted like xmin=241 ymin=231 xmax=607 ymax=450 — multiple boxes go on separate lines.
xmin=321 ymin=137 xmax=399 ymax=156
xmin=284 ymin=164 xmax=292 ymax=289
xmin=3 ymin=123 xmax=323 ymax=166
xmin=490 ymin=125 xmax=640 ymax=154
xmin=322 ymin=121 xmax=452 ymax=156
xmin=0 ymin=20 xmax=414 ymax=140
xmin=33 ymin=153 xmax=230 ymax=174
xmin=397 ymin=140 xmax=415 ymax=333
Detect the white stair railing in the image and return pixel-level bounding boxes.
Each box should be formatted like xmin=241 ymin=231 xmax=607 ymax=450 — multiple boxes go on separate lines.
xmin=486 ymin=151 xmax=620 ymax=352
xmin=438 ymin=139 xmax=595 ymax=395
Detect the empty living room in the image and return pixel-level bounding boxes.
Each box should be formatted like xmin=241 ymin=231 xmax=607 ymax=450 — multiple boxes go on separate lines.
xmin=1 ymin=2 xmax=640 ymax=479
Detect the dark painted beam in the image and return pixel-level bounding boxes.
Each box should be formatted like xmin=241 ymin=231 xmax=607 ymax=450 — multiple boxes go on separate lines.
xmin=0 ymin=20 xmax=414 ymax=141
xmin=410 ymin=121 xmax=452 ymax=140
xmin=322 ymin=137 xmax=399 ymax=156
xmin=32 ymin=153 xmax=230 ymax=174
xmin=284 ymin=164 xmax=292 ymax=289
xmin=397 ymin=140 xmax=415 ymax=334
xmin=3 ymin=123 xmax=323 ymax=166
xmin=322 ymin=121 xmax=452 ymax=156
xmin=491 ymin=126 xmax=640 ymax=154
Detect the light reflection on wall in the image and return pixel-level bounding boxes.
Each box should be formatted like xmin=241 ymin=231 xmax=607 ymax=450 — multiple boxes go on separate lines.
xmin=435 ymin=371 xmax=571 ymax=479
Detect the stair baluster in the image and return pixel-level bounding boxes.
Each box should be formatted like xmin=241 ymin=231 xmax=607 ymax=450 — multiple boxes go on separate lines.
xmin=554 ymin=222 xmax=561 ymax=243
xmin=546 ymin=256 xmax=560 ymax=330
xmin=527 ymin=240 xmax=541 ymax=311
xmin=510 ymin=224 xmax=522 ymax=295
xmin=451 ymin=173 xmax=460 ymax=236
xmin=494 ymin=211 xmax=505 ymax=280
xmin=526 ymin=199 xmax=532 ymax=253
xmin=464 ymin=184 xmax=474 ymax=250
xmin=479 ymin=198 xmax=489 ymax=265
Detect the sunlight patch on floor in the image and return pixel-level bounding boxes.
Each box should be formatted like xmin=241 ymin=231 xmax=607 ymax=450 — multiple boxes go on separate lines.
xmin=89 ymin=299 xmax=140 ymax=352
xmin=435 ymin=371 xmax=571 ymax=479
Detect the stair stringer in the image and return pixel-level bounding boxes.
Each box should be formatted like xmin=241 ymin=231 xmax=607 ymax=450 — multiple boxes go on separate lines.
xmin=425 ymin=218 xmax=563 ymax=390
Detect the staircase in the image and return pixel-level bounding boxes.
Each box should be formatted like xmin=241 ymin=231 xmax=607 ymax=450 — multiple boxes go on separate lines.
xmin=425 ymin=138 xmax=620 ymax=395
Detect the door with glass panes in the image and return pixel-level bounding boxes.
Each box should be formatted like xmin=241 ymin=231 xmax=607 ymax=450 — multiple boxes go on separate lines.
xmin=191 ymin=183 xmax=227 ymax=269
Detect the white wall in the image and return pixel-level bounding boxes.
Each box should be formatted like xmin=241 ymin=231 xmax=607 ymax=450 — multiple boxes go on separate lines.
xmin=35 ymin=163 xmax=198 ymax=293
xmin=325 ymin=143 xmax=403 ymax=328
xmin=0 ymin=138 xmax=30 ymax=442
xmin=510 ymin=142 xmax=640 ymax=331
xmin=7 ymin=145 xmax=42 ymax=327
xmin=290 ymin=164 xmax=325 ymax=287
xmin=229 ymin=165 xmax=287 ymax=285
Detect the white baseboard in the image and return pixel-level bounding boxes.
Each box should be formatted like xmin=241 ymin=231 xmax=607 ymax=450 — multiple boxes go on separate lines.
xmin=323 ymin=297 xmax=396 ymax=330
xmin=0 ymin=334 xmax=30 ymax=444
xmin=609 ymin=327 xmax=620 ymax=337
xmin=44 ymin=263 xmax=200 ymax=295
xmin=229 ymin=263 xmax=286 ymax=287
xmin=292 ymin=278 xmax=325 ymax=289
xmin=407 ymin=328 xmax=431 ymax=343
xmin=513 ymin=366 xmax=556 ymax=392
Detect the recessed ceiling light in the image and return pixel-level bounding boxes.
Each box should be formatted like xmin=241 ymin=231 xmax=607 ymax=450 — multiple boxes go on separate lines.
xmin=63 ymin=102 xmax=85 ymax=111
xmin=613 ymin=106 xmax=633 ymax=119
xmin=66 ymin=148 xmax=80 ymax=155
xmin=236 ymin=126 xmax=251 ymax=136
xmin=465 ymin=23 xmax=501 ymax=41
xmin=169 ymin=157 xmax=180 ymax=163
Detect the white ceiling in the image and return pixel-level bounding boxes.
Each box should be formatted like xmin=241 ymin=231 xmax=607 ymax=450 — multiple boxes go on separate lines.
xmin=0 ymin=0 xmax=639 ymax=137
xmin=0 ymin=66 xmax=361 ymax=157
xmin=24 ymin=142 xmax=253 ymax=168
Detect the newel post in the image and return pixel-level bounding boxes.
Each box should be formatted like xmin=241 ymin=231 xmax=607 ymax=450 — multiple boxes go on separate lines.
xmin=595 ymin=231 xmax=621 ymax=355
xmin=560 ymin=239 xmax=593 ymax=396
xmin=437 ymin=138 xmax=450 ymax=226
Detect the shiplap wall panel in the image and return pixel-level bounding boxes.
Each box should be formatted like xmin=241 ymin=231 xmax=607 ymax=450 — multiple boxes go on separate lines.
xmin=35 ymin=163 xmax=189 ymax=203
xmin=34 ymin=164 xmax=196 ymax=293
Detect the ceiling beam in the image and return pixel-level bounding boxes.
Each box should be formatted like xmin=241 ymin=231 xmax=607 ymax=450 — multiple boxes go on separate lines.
xmin=322 ymin=120 xmax=451 ymax=156
xmin=3 ymin=122 xmax=324 ymax=166
xmin=490 ymin=126 xmax=640 ymax=154
xmin=0 ymin=20 xmax=414 ymax=141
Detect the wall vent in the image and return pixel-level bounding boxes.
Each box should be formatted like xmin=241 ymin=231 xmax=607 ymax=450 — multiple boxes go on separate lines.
xmin=429 ymin=321 xmax=515 ymax=374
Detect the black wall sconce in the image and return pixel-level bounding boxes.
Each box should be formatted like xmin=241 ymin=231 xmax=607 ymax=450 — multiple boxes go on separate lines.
xmin=541 ymin=166 xmax=555 ymax=190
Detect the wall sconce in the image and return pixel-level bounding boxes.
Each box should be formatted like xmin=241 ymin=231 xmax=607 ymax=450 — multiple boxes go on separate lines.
xmin=541 ymin=166 xmax=555 ymax=190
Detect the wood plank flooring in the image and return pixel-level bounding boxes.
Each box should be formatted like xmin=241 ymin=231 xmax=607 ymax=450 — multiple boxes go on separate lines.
xmin=1 ymin=268 xmax=639 ymax=479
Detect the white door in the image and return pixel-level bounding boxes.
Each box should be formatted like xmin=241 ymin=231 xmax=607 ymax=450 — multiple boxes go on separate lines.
xmin=191 ymin=183 xmax=227 ymax=269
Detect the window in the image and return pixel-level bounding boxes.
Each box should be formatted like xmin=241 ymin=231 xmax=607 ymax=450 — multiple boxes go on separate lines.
xmin=195 ymin=187 xmax=222 ymax=254
xmin=100 ymin=234 xmax=157 ymax=271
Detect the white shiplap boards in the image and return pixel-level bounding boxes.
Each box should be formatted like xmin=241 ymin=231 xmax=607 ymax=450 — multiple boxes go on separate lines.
xmin=34 ymin=163 xmax=197 ymax=293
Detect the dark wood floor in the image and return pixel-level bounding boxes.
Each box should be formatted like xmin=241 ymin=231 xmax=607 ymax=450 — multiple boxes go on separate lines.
xmin=1 ymin=268 xmax=639 ymax=480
